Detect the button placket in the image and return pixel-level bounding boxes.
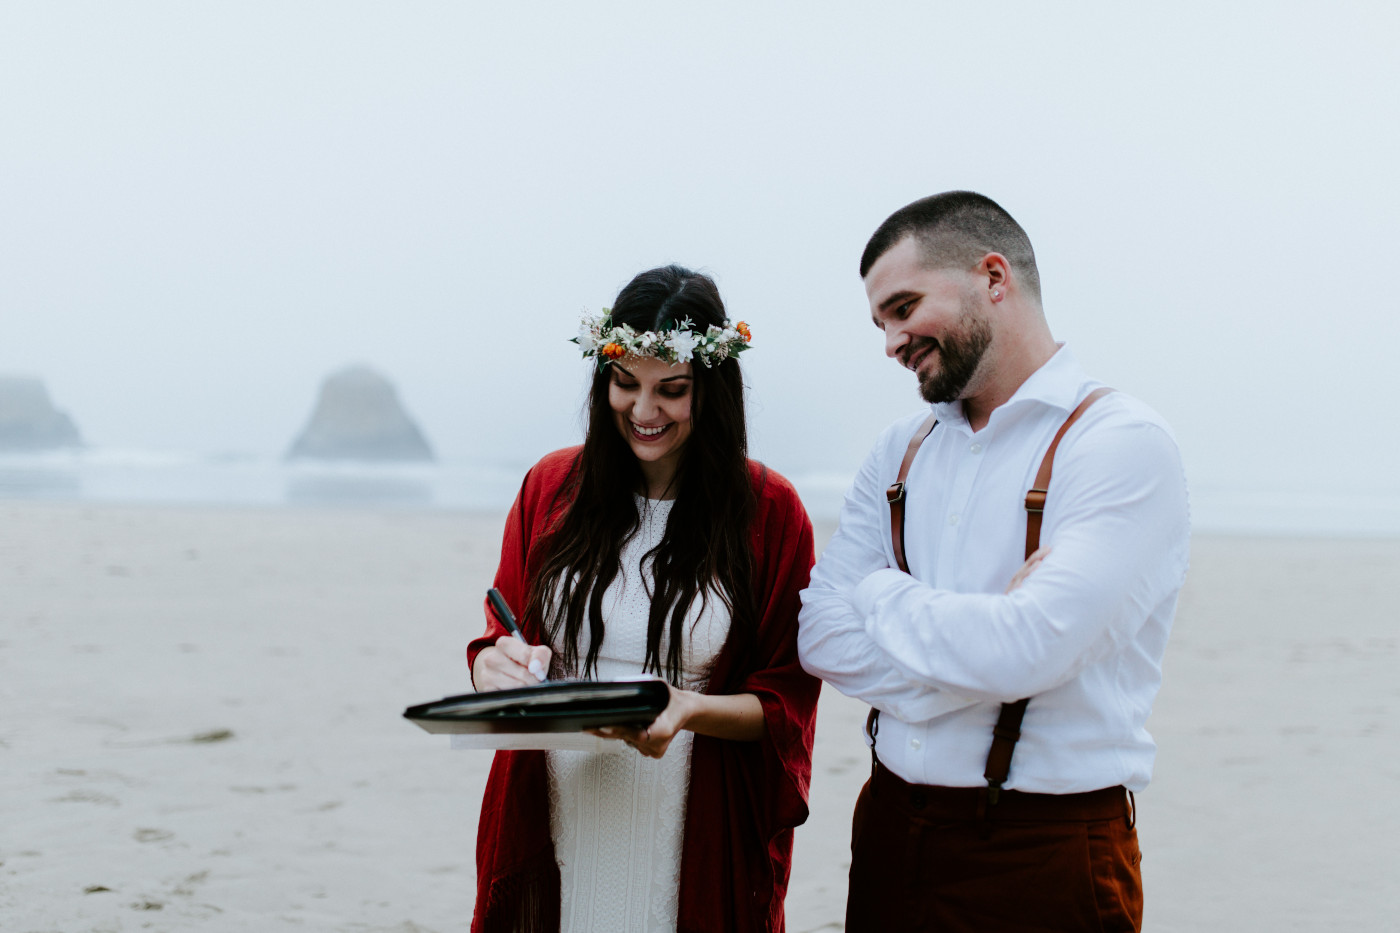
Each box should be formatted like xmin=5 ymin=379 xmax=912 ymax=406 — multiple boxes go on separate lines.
xmin=933 ymin=434 xmax=986 ymax=586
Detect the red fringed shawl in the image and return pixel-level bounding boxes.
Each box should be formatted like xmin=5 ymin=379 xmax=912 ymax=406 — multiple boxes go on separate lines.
xmin=466 ymin=447 xmax=820 ymax=933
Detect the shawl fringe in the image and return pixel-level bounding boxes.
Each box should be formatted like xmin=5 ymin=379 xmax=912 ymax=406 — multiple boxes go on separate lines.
xmin=471 ymin=852 xmax=561 ymax=933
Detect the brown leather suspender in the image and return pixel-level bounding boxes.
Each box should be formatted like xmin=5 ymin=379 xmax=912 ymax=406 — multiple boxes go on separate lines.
xmin=874 ymin=387 xmax=1113 ymax=805
xmin=1023 ymin=387 xmax=1114 ymax=561
xmin=886 ymin=413 xmax=940 ymax=571
xmin=867 ymin=413 xmax=940 ymax=779
xmin=981 ymin=386 xmax=1112 ymax=805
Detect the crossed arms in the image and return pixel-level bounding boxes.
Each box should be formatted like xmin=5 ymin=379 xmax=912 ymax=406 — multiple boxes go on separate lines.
xmin=797 ymin=413 xmax=1190 ymax=723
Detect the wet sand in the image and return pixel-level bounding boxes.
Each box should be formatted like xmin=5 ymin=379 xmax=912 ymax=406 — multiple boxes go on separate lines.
xmin=1 ymin=503 xmax=1395 ymax=931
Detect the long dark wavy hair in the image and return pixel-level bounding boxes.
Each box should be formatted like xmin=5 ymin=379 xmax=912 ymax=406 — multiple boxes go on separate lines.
xmin=523 ymin=265 xmax=757 ymax=685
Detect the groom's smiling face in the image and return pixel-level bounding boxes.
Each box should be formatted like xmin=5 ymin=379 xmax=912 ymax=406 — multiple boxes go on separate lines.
xmin=864 ymin=237 xmax=993 ymax=404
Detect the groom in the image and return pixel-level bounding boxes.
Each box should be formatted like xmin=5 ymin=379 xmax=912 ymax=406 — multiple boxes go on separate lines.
xmin=798 ymin=191 xmax=1189 ymax=931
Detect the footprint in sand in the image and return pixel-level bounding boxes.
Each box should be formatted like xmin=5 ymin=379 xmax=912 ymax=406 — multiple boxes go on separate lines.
xmin=134 ymin=828 xmax=174 ymax=843
xmin=52 ymin=789 xmax=120 ymax=807
xmin=105 ymin=728 xmax=235 ymax=748
xmin=51 ymin=767 xmax=133 ymax=786
xmin=230 ymin=783 xmax=297 ymax=794
xmin=171 ymin=870 xmax=209 ymax=897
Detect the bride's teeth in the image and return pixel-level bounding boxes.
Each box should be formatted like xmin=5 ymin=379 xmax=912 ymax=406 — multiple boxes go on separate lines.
xmin=634 ymin=424 xmax=666 ymax=436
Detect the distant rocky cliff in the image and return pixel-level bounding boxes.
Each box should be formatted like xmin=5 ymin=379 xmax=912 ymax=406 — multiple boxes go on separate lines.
xmin=0 ymin=376 xmax=83 ymax=451
xmin=286 ymin=366 xmax=434 ymax=462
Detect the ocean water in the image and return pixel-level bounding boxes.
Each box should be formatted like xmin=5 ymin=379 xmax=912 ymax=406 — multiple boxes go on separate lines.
xmin=0 ymin=448 xmax=522 ymax=513
xmin=1 ymin=448 xmax=1396 ymax=537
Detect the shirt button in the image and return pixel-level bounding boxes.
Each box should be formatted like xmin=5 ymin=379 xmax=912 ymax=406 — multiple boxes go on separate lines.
xmin=947 ymin=514 xmax=959 ymax=526
xmin=970 ymin=443 xmax=983 ymax=454
xmin=910 ymin=738 xmax=922 ymax=750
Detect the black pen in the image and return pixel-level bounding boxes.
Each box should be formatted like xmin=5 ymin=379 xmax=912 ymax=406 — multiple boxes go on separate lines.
xmin=487 ymin=588 xmax=546 ymax=682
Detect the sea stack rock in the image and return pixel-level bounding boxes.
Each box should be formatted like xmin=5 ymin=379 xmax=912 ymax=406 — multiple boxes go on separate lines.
xmin=287 ymin=365 xmax=434 ymax=462
xmin=0 ymin=376 xmax=83 ymax=451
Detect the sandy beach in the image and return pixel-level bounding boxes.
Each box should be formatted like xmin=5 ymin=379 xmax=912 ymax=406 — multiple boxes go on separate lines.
xmin=2 ymin=502 xmax=1396 ymax=932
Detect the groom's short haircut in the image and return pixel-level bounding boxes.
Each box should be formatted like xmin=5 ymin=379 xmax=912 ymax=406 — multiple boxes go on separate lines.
xmin=860 ymin=191 xmax=1042 ymax=301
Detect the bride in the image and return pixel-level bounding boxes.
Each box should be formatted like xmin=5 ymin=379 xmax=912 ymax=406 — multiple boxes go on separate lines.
xmin=468 ymin=264 xmax=820 ymax=933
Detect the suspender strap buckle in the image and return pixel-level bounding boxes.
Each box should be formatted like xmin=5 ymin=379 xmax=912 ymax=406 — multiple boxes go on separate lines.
xmin=1024 ymin=488 xmax=1047 ymax=513
xmin=991 ymin=722 xmax=1023 ymax=743
xmin=886 ymin=482 xmax=906 ymax=504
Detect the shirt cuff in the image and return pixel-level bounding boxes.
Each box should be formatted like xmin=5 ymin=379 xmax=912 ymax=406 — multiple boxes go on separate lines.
xmin=853 ymin=568 xmax=910 ymax=619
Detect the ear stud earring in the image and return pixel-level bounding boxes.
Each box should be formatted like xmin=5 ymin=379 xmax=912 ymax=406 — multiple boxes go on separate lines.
xmin=991 ymin=289 xmax=1001 ymax=299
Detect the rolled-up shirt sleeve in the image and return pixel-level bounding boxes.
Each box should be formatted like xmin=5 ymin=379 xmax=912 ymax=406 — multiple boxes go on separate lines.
xmin=798 ymin=423 xmax=981 ymax=723
xmin=856 ymin=419 xmax=1189 ymax=703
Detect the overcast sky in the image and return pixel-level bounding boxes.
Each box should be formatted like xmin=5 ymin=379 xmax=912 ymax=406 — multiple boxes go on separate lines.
xmin=3 ymin=2 xmax=1397 ymax=516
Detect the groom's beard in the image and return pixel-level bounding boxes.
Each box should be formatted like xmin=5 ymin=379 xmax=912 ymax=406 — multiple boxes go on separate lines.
xmin=905 ymin=299 xmax=992 ymax=405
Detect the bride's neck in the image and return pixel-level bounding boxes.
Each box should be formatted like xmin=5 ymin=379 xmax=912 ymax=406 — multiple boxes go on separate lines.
xmin=637 ymin=459 xmax=679 ymax=501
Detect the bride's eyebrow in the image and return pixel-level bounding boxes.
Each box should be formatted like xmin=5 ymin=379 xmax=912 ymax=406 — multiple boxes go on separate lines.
xmin=612 ymin=364 xmax=635 ymax=378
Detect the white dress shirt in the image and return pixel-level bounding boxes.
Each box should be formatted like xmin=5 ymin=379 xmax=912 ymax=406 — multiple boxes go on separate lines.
xmin=798 ymin=347 xmax=1189 ymax=793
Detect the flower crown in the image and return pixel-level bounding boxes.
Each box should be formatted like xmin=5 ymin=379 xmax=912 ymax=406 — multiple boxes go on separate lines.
xmin=573 ymin=310 xmax=752 ymax=369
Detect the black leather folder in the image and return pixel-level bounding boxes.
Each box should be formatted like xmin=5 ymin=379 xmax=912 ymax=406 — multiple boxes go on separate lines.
xmin=404 ymin=676 xmax=670 ymax=735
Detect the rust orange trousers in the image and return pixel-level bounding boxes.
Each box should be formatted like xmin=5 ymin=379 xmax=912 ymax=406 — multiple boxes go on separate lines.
xmin=845 ymin=763 xmax=1143 ymax=932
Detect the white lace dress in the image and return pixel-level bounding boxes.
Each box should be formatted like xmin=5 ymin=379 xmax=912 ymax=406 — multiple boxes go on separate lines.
xmin=546 ymin=496 xmax=730 ymax=933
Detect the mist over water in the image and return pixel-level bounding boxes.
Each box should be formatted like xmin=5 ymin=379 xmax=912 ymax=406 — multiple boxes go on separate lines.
xmin=4 ymin=444 xmax=1399 ymax=538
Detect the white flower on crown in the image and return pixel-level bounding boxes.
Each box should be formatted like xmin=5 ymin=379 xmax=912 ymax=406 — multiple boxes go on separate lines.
xmin=576 ymin=317 xmax=598 ymax=352
xmin=666 ymin=328 xmax=699 ymax=361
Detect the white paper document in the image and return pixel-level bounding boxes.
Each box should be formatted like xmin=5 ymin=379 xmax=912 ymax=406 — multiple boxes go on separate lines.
xmin=449 ymin=732 xmax=626 ymax=752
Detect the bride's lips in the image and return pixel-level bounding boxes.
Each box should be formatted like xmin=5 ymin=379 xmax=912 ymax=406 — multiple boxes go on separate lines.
xmin=630 ymin=422 xmax=673 ymax=442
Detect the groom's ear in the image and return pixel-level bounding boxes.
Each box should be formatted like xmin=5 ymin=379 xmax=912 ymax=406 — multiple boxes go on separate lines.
xmin=977 ymin=252 xmax=1011 ymax=301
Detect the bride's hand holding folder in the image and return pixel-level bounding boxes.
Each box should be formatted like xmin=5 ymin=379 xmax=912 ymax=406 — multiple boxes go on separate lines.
xmin=593 ymin=682 xmax=765 ymax=759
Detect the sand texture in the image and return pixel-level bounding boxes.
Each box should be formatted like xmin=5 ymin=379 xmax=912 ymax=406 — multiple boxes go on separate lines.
xmin=2 ymin=503 xmax=1396 ymax=931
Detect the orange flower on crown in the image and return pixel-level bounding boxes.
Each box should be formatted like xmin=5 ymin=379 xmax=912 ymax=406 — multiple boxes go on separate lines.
xmin=735 ymin=321 xmax=751 ymax=343
xmin=601 ymin=342 xmax=626 ymax=360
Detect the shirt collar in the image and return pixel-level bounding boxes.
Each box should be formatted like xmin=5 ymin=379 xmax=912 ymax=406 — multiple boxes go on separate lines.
xmin=928 ymin=344 xmax=1090 ymax=430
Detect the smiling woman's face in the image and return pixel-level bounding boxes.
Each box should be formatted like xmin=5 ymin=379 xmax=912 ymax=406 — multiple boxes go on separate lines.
xmin=608 ymin=356 xmax=694 ymax=491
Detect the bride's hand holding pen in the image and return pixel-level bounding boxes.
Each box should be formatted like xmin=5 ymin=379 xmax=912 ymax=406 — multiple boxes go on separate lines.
xmin=470 ymin=588 xmax=551 ymax=691
xmin=472 ymin=635 xmax=552 ymax=691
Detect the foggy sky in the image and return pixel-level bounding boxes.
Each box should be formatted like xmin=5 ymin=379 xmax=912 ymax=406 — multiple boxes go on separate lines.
xmin=4 ymin=2 xmax=1397 ymax=519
